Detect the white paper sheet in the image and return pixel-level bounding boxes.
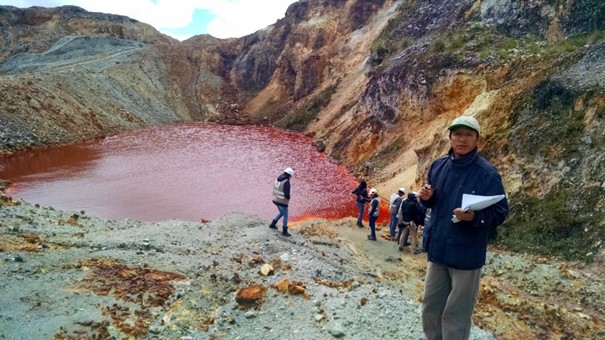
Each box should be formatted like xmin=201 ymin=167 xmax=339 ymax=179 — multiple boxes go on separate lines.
xmin=451 ymin=194 xmax=505 ymax=223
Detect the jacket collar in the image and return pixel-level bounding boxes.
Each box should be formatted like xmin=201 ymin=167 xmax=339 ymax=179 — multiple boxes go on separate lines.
xmin=448 ymin=147 xmax=478 ymax=167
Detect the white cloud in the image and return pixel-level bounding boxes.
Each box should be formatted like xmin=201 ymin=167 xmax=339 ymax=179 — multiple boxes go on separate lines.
xmin=204 ymin=0 xmax=296 ymax=38
xmin=0 ymin=0 xmax=298 ymax=40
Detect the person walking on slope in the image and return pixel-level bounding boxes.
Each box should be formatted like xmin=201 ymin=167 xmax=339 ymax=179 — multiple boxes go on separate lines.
xmin=269 ymin=167 xmax=295 ymax=237
xmin=420 ymin=116 xmax=508 ymax=340
xmin=352 ymin=180 xmax=370 ymax=228
xmin=388 ymin=188 xmax=406 ymax=239
xmin=367 ymin=188 xmax=380 ymax=241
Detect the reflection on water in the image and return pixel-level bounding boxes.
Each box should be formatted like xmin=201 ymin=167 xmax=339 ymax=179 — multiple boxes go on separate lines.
xmin=1 ymin=123 xmax=386 ymax=223
xmin=0 ymin=143 xmax=100 ymax=181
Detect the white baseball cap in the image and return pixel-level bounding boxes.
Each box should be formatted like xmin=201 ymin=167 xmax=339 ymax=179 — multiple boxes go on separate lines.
xmin=284 ymin=167 xmax=295 ymax=176
xmin=448 ymin=116 xmax=480 ymax=135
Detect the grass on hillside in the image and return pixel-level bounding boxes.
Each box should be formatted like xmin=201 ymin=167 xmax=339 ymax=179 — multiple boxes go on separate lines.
xmin=371 ymin=7 xmax=605 ymax=66
xmin=497 ymin=187 xmax=604 ymax=263
xmin=366 ymin=137 xmax=404 ymax=170
xmin=501 ymin=81 xmax=605 ymax=263
xmin=275 ymin=83 xmax=339 ymax=132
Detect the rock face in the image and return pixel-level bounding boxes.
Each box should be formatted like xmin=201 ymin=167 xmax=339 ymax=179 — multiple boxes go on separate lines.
xmin=0 ymin=6 xmax=189 ymax=149
xmin=0 ymin=1 xmax=604 ymax=260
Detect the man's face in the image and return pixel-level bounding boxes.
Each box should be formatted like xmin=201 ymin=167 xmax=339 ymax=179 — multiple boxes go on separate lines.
xmin=449 ymin=127 xmax=479 ymax=157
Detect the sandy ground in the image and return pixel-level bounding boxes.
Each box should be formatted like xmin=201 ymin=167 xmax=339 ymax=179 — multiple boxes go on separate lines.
xmin=1 ymin=194 xmax=604 ymax=339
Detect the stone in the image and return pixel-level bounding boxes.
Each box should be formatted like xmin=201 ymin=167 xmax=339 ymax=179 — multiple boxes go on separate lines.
xmin=235 ymin=285 xmax=266 ymax=306
xmin=274 ymin=278 xmax=290 ymax=292
xmin=260 ymin=264 xmax=274 ymax=276
xmin=328 ymin=323 xmax=346 ymax=338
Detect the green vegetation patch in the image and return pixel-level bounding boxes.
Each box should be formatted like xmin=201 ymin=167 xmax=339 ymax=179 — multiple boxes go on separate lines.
xmin=370 ymin=36 xmax=412 ymax=65
xmin=541 ymin=31 xmax=605 ymax=57
xmin=250 ymin=100 xmax=283 ymax=125
xmin=436 ymin=25 xmax=538 ymax=61
xmin=369 ymin=1 xmax=605 ymax=67
xmin=275 ymin=83 xmax=338 ymax=132
xmin=498 ymin=187 xmax=605 ymax=262
xmin=510 ymin=80 xmax=586 ymax=160
xmin=367 ymin=137 xmax=404 ymax=169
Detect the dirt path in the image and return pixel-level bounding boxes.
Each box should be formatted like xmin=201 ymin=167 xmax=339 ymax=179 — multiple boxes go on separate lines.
xmin=2 ymin=193 xmax=604 ymax=339
xmin=321 ymin=218 xmax=428 ymax=298
xmin=292 ymin=217 xmax=605 ymax=339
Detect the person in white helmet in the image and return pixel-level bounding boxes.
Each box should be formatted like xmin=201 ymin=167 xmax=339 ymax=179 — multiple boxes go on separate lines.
xmin=367 ymin=188 xmax=380 ymax=241
xmin=269 ymin=167 xmax=295 ymax=237
xmin=388 ymin=188 xmax=406 ymax=239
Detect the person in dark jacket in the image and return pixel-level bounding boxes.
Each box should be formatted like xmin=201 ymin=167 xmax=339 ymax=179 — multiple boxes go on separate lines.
xmin=397 ymin=192 xmax=420 ymax=253
xmin=352 ymin=180 xmax=370 ymax=227
xmin=410 ymin=194 xmax=426 ymax=254
xmin=367 ymin=188 xmax=380 ymax=240
xmin=270 ymin=167 xmax=295 ymax=237
xmin=419 ymin=116 xmax=509 ymax=340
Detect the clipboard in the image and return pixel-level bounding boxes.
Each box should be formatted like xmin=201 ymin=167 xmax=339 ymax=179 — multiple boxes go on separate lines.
xmin=452 ymin=194 xmax=505 ymax=223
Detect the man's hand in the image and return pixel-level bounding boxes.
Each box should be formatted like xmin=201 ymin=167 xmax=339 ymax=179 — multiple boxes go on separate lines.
xmin=453 ymin=208 xmax=474 ymax=222
xmin=419 ymin=184 xmax=433 ymax=201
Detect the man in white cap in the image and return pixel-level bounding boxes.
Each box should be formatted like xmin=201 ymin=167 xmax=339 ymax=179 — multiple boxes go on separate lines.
xmin=367 ymin=188 xmax=380 ymax=241
xmin=270 ymin=167 xmax=295 ymax=237
xmin=419 ymin=115 xmax=508 ymax=339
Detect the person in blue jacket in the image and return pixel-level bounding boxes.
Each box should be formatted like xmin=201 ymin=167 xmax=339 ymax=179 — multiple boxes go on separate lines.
xmin=419 ymin=116 xmax=509 ymax=340
xmin=352 ymin=180 xmax=370 ymax=227
xmin=397 ymin=192 xmax=420 ymax=251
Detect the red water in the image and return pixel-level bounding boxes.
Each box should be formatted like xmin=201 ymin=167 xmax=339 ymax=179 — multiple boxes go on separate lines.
xmin=0 ymin=123 xmax=387 ymax=223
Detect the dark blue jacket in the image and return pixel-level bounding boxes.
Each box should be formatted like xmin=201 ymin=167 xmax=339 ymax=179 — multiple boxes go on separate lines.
xmin=421 ymin=148 xmax=509 ymax=270
xmin=399 ymin=198 xmax=418 ymax=223
xmin=352 ymin=186 xmax=370 ymax=204
xmin=413 ymin=202 xmax=426 ymax=226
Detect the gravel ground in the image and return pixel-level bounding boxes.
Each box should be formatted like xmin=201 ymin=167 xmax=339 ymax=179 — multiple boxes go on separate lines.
xmin=1 ymin=195 xmax=603 ymax=339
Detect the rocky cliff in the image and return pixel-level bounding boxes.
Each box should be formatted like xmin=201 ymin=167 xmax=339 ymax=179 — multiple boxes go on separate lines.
xmin=0 ymin=0 xmax=604 ymax=261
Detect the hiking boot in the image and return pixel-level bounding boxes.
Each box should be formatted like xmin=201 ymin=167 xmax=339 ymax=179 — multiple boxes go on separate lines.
xmin=281 ymin=231 xmax=292 ymax=237
xmin=357 ymin=223 xmax=365 ymax=228
xmin=367 ymin=235 xmax=377 ymax=241
xmin=269 ymin=219 xmax=278 ymax=229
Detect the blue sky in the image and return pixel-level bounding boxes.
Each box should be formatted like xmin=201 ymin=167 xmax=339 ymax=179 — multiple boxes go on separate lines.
xmin=0 ymin=0 xmax=298 ymax=40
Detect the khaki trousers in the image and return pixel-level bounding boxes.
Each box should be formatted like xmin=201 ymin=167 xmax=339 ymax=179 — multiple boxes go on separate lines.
xmin=398 ymin=221 xmax=418 ymax=252
xmin=421 ymin=262 xmax=481 ymax=340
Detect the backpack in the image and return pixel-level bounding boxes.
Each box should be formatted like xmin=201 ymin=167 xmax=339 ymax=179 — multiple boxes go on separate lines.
xmin=398 ymin=199 xmax=417 ymax=223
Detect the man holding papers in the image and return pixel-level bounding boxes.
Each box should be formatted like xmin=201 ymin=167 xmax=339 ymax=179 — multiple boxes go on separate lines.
xmin=419 ymin=116 xmax=509 ymax=340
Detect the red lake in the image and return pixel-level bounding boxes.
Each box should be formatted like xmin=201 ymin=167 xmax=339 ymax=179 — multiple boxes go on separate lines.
xmin=0 ymin=123 xmax=387 ymax=224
